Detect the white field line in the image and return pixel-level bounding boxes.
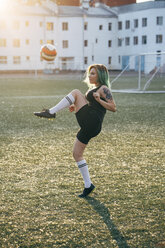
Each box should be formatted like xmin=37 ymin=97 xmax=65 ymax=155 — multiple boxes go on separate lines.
xmin=112 ymin=89 xmax=165 ymax=94
xmin=0 ymin=95 xmax=65 ymax=99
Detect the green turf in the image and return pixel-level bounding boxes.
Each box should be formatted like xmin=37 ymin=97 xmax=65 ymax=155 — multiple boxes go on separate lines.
xmin=111 ymin=74 xmax=165 ymax=91
xmin=0 ymin=77 xmax=165 ymax=248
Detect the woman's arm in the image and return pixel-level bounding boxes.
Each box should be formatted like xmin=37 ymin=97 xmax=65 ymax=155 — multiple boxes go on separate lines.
xmin=93 ymin=86 xmax=116 ymax=112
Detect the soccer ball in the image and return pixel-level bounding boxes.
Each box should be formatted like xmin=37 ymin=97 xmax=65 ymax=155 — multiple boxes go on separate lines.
xmin=40 ymin=44 xmax=57 ymax=61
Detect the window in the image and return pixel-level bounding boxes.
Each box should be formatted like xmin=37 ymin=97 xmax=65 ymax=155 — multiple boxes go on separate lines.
xmin=62 ymin=40 xmax=68 ymax=48
xmin=13 ymin=21 xmax=20 ymax=30
xmin=47 ymin=22 xmax=53 ymax=31
xmin=26 ymin=39 xmax=29 ymax=45
xmin=13 ymin=56 xmax=21 ymax=64
xmin=84 ymin=57 xmax=88 ymax=65
xmin=156 ymin=35 xmax=163 ymax=44
xmin=133 ymin=36 xmax=138 ymax=45
xmin=156 ymin=16 xmax=163 ymax=25
xmin=142 ymin=18 xmax=147 ymax=27
xmin=99 ymin=25 xmax=103 ymax=30
xmin=142 ymin=35 xmax=147 ymax=45
xmin=62 ymin=22 xmax=68 ymax=31
xmin=108 ymin=23 xmax=112 ymax=31
xmin=108 ymin=56 xmax=111 ymax=65
xmin=125 ymin=20 xmax=130 ymax=29
xmin=125 ymin=37 xmax=130 ymax=46
xmin=108 ymin=40 xmax=112 ymax=47
xmin=84 ymin=22 xmax=88 ymax=30
xmin=134 ymin=19 xmax=138 ymax=28
xmin=118 ymin=21 xmax=122 ymax=30
xmin=0 ymin=20 xmax=6 ymax=29
xmin=13 ymin=39 xmax=20 ymax=47
xmin=118 ymin=38 xmax=122 ymax=47
xmin=0 ymin=56 xmax=7 ymax=64
xmin=84 ymin=40 xmax=88 ymax=47
xmin=25 ymin=21 xmax=29 ymax=27
xmin=0 ymin=39 xmax=6 ymax=47
xmin=47 ymin=40 xmax=54 ymax=45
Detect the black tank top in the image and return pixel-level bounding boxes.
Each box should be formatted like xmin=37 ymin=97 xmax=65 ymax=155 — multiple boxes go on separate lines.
xmin=86 ymin=86 xmax=106 ymax=115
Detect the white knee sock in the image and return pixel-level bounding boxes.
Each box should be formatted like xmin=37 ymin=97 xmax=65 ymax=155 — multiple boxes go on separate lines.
xmin=77 ymin=159 xmax=91 ymax=188
xmin=49 ymin=93 xmax=75 ymax=114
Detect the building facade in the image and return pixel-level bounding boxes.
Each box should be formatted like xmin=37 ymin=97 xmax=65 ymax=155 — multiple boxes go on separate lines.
xmin=0 ymin=0 xmax=165 ymax=73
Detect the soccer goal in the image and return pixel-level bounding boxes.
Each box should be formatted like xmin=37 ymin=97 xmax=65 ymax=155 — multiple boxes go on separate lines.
xmin=111 ymin=52 xmax=165 ymax=94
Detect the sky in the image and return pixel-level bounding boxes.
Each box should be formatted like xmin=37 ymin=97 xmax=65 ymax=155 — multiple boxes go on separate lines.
xmin=137 ymin=0 xmax=154 ymax=2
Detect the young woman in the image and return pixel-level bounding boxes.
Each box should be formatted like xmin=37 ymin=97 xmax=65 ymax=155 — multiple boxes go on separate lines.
xmin=34 ymin=64 xmax=116 ymax=198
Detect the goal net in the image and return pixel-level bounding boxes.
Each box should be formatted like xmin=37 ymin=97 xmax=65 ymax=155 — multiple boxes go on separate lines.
xmin=111 ymin=52 xmax=165 ymax=94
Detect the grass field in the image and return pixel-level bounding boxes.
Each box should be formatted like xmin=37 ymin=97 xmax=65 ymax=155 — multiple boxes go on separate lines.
xmin=0 ymin=76 xmax=165 ymax=248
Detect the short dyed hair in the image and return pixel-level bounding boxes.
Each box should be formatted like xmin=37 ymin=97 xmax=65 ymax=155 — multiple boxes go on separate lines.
xmin=84 ymin=64 xmax=110 ymax=88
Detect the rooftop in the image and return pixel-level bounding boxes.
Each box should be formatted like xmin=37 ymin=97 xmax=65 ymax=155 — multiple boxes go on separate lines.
xmin=112 ymin=0 xmax=165 ymax=14
xmin=1 ymin=1 xmax=165 ymax=18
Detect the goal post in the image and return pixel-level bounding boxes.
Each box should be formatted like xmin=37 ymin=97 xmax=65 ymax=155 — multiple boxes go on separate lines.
xmin=111 ymin=52 xmax=165 ymax=93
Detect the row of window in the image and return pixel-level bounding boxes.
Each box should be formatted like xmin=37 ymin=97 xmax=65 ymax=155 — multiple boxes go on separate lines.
xmin=0 ymin=34 xmax=163 ymax=49
xmin=0 ymin=16 xmax=163 ymax=32
xmin=42 ymin=16 xmax=163 ymax=31
xmin=1 ymin=53 xmax=162 ymax=66
xmin=118 ymin=35 xmax=163 ymax=46
xmin=84 ymin=34 xmax=163 ymax=47
xmin=118 ymin=16 xmax=163 ymax=30
xmin=84 ymin=56 xmax=112 ymax=65
xmin=84 ymin=35 xmax=163 ymax=47
xmin=50 ymin=16 xmax=164 ymax=31
xmin=0 ymin=56 xmax=30 ymax=64
xmin=0 ymin=20 xmax=41 ymax=30
xmin=0 ymin=55 xmax=113 ymax=65
xmin=49 ymin=16 xmax=164 ymax=31
xmin=0 ymin=20 xmax=30 ymax=29
xmin=0 ymin=39 xmax=54 ymax=47
xmin=0 ymin=34 xmax=163 ymax=50
xmin=0 ymin=21 xmax=68 ymax=31
xmin=0 ymin=39 xmax=68 ymax=48
xmin=0 ymin=39 xmax=31 ymax=47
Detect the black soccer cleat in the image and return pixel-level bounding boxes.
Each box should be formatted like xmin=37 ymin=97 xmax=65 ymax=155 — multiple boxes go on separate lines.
xmin=34 ymin=109 xmax=56 ymax=119
xmin=78 ymin=183 xmax=95 ymax=198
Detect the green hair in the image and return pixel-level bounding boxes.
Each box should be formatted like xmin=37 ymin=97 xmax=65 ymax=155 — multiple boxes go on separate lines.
xmin=84 ymin=64 xmax=110 ymax=89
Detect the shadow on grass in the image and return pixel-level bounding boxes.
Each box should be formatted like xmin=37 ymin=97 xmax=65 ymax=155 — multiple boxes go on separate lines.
xmin=85 ymin=197 xmax=130 ymax=248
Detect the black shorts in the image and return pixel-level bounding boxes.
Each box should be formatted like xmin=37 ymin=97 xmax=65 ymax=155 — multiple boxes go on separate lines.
xmin=75 ymin=104 xmax=104 ymax=144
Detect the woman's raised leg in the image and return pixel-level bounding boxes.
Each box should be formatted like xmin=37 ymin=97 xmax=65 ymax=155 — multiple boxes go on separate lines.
xmin=34 ymin=89 xmax=87 ymax=118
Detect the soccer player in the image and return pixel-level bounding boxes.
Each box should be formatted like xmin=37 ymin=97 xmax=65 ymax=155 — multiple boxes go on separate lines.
xmin=34 ymin=64 xmax=116 ymax=197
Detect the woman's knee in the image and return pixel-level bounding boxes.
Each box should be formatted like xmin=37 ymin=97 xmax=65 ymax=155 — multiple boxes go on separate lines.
xmin=71 ymin=89 xmax=82 ymax=99
xmin=73 ymin=137 xmax=86 ymax=161
xmin=72 ymin=149 xmax=79 ymax=161
xmin=72 ymin=147 xmax=84 ymax=162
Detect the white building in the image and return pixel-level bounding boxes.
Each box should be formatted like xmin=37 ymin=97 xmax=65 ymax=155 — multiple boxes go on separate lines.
xmin=0 ymin=0 xmax=165 ymax=73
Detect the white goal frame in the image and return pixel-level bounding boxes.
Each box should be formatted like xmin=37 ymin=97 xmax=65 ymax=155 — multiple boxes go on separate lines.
xmin=111 ymin=52 xmax=165 ymax=94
